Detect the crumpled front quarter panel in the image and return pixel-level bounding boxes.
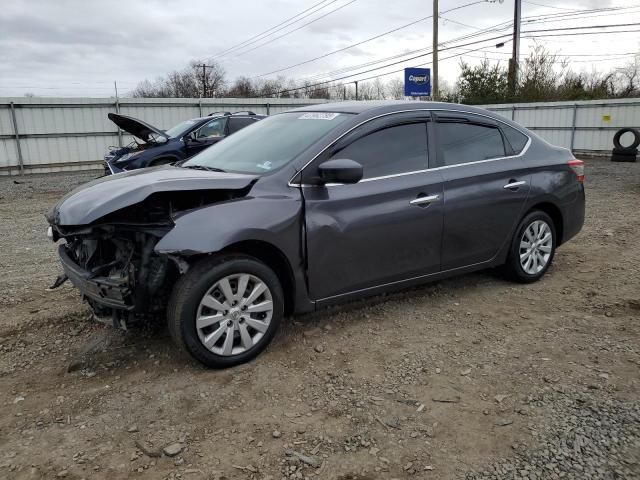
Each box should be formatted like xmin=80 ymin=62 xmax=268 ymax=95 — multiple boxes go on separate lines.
xmin=154 ymin=194 xmax=303 ymax=261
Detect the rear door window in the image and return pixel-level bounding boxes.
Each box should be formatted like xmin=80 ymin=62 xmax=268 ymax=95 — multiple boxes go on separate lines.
xmin=228 ymin=117 xmax=257 ymax=134
xmin=437 ymin=120 xmax=506 ymax=167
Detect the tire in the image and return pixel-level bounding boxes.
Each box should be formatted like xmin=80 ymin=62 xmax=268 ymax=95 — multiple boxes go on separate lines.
xmin=613 ymin=128 xmax=640 ymax=150
xmin=503 ymin=211 xmax=557 ymax=283
xmin=611 ymin=147 xmax=638 ymax=163
xmin=167 ymin=254 xmax=284 ymax=368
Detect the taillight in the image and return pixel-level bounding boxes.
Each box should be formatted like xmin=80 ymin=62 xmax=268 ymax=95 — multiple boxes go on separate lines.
xmin=568 ymin=159 xmax=584 ymax=183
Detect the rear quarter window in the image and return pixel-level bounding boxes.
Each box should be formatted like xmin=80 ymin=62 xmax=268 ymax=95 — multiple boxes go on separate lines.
xmin=502 ymin=125 xmax=529 ymax=155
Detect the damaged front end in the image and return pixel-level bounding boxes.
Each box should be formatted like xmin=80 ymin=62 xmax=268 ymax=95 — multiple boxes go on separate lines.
xmin=47 ymin=170 xmax=257 ymax=327
xmin=56 ymin=223 xmax=173 ymax=327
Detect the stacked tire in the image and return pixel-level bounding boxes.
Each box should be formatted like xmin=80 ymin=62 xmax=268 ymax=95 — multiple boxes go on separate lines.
xmin=611 ymin=128 xmax=639 ymax=162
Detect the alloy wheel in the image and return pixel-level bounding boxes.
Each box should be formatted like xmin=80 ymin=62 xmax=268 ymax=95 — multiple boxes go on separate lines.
xmin=519 ymin=220 xmax=553 ymax=275
xmin=195 ymin=273 xmax=273 ymax=356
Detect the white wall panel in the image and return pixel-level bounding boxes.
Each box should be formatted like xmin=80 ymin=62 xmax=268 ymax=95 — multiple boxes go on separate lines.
xmin=1 ymin=97 xmax=638 ymax=175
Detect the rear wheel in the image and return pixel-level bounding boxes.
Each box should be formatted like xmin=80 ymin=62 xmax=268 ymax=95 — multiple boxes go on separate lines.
xmin=503 ymin=210 xmax=556 ymax=283
xmin=167 ymin=255 xmax=284 ymax=368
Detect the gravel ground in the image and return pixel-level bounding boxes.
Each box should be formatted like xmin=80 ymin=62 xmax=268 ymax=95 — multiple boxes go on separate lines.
xmin=0 ymin=160 xmax=639 ymax=480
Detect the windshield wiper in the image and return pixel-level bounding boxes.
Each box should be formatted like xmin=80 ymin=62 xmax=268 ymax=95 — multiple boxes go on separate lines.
xmin=182 ymin=164 xmax=227 ymax=173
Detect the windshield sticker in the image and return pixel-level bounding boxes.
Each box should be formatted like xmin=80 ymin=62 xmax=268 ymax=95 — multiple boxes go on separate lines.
xmin=298 ymin=112 xmax=341 ymax=120
xmin=256 ymin=161 xmax=273 ymax=170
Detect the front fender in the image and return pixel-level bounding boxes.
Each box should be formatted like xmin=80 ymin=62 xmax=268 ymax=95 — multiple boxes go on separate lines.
xmin=154 ymin=195 xmax=303 ymax=259
xmin=154 ymin=192 xmax=313 ymax=313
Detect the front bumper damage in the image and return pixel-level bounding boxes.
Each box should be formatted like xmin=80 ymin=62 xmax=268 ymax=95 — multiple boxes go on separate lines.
xmin=46 ymin=171 xmax=258 ymax=327
xmin=58 ymin=244 xmax=133 ymax=310
xmin=51 ymin=223 xmax=176 ymax=327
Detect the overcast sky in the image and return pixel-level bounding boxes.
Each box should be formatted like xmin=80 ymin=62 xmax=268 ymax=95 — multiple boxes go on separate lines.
xmin=1 ymin=0 xmax=639 ymax=97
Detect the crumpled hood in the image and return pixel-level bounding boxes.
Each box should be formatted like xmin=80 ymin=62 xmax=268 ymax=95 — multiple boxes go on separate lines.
xmin=47 ymin=166 xmax=258 ymax=226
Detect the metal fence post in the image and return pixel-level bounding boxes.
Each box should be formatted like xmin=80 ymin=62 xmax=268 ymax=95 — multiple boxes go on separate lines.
xmin=114 ymin=99 xmax=123 ymax=148
xmin=570 ymin=103 xmax=578 ymax=152
xmin=198 ymin=100 xmax=203 ymax=117
xmin=266 ymin=103 xmax=270 ymax=115
xmin=511 ymin=105 xmax=516 ymax=121
xmin=9 ymin=102 xmax=24 ymax=176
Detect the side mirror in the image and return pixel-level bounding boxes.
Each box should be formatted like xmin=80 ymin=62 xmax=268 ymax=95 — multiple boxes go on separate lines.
xmin=316 ymin=159 xmax=363 ymax=185
xmin=183 ymin=132 xmax=197 ymax=143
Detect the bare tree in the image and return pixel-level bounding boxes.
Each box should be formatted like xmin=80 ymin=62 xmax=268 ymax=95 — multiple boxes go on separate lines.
xmin=614 ymin=55 xmax=640 ymax=97
xmin=226 ymin=76 xmax=256 ymax=97
xmin=131 ymin=61 xmax=226 ymax=98
xmin=386 ymin=78 xmax=405 ymax=100
xmin=372 ymin=78 xmax=386 ymax=99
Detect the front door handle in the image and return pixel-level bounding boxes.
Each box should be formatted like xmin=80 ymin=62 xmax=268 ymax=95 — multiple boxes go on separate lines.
xmin=503 ymin=180 xmax=527 ymax=190
xmin=410 ymin=194 xmax=440 ymax=206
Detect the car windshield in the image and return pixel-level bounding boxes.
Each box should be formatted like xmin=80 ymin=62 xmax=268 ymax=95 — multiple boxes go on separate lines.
xmin=165 ymin=119 xmax=199 ymax=138
xmin=183 ymin=112 xmax=352 ymax=174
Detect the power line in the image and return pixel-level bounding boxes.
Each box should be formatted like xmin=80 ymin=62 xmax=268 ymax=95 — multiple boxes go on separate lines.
xmin=205 ymin=0 xmax=337 ymax=60
xmin=522 ymin=1 xmax=584 ymax=12
xmin=254 ymin=33 xmax=512 ymax=96
xmin=523 ymin=28 xmax=640 ymax=38
xmin=213 ymin=0 xmax=358 ymax=62
xmin=252 ymin=0 xmax=488 ymax=79
xmin=252 ymin=3 xmax=640 ymax=80
xmin=255 ymin=23 xmax=640 ymax=97
xmin=522 ymin=22 xmax=640 ymax=34
xmin=285 ymin=9 xmax=628 ymax=85
xmin=439 ymin=15 xmax=484 ymax=31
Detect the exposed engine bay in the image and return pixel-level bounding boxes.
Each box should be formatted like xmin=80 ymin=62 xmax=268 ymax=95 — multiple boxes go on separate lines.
xmin=50 ymin=187 xmax=253 ymax=328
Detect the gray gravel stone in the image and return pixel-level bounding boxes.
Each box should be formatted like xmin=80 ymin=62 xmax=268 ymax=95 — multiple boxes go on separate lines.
xmin=466 ymin=391 xmax=640 ymax=480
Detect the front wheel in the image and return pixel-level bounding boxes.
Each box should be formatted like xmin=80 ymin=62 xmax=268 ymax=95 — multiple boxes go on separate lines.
xmin=503 ymin=211 xmax=556 ymax=283
xmin=167 ymin=255 xmax=284 ymax=368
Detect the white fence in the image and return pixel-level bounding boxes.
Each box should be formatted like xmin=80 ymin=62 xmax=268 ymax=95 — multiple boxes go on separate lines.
xmin=482 ymin=97 xmax=640 ymax=155
xmin=1 ymin=97 xmax=639 ymax=175
xmin=0 ymin=97 xmax=326 ymax=175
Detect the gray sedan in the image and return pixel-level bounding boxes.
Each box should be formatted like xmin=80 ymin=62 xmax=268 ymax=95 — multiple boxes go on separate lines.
xmin=47 ymin=101 xmax=585 ymax=368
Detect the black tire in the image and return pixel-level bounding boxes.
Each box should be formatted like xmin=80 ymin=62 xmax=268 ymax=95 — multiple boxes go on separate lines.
xmin=611 ymin=147 xmax=638 ymax=163
xmin=613 ymin=128 xmax=640 ymax=150
xmin=503 ymin=210 xmax=557 ymax=283
xmin=167 ymin=254 xmax=284 ymax=368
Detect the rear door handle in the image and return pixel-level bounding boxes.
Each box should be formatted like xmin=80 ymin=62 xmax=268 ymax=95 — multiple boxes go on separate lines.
xmin=410 ymin=194 xmax=440 ymax=206
xmin=503 ymin=180 xmax=527 ymax=190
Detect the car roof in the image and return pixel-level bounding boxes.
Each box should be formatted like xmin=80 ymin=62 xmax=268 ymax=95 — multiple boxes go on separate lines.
xmin=289 ymin=100 xmax=525 ymax=130
xmin=290 ymin=100 xmax=492 ymax=116
xmin=190 ymin=113 xmax=266 ymax=122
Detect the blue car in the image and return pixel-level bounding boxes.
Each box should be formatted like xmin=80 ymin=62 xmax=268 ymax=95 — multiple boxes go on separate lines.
xmin=104 ymin=111 xmax=265 ymax=175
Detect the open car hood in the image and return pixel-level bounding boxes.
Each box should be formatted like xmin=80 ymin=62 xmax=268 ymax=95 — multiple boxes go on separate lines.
xmin=46 ymin=166 xmax=258 ymax=226
xmin=108 ymin=113 xmax=169 ymax=143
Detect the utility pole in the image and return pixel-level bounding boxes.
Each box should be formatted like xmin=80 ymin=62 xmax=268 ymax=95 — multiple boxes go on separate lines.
xmin=354 ymin=81 xmax=359 ymax=100
xmin=202 ymin=63 xmax=207 ymax=98
xmin=196 ymin=63 xmax=214 ymax=98
xmin=432 ymin=0 xmax=439 ymax=100
xmin=113 ymin=80 xmax=119 ymax=99
xmin=508 ymin=0 xmax=522 ymax=97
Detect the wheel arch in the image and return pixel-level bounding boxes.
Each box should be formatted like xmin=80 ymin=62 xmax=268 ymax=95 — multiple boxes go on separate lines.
xmin=221 ymin=240 xmax=297 ymax=316
xmin=526 ymin=202 xmax=564 ymax=245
